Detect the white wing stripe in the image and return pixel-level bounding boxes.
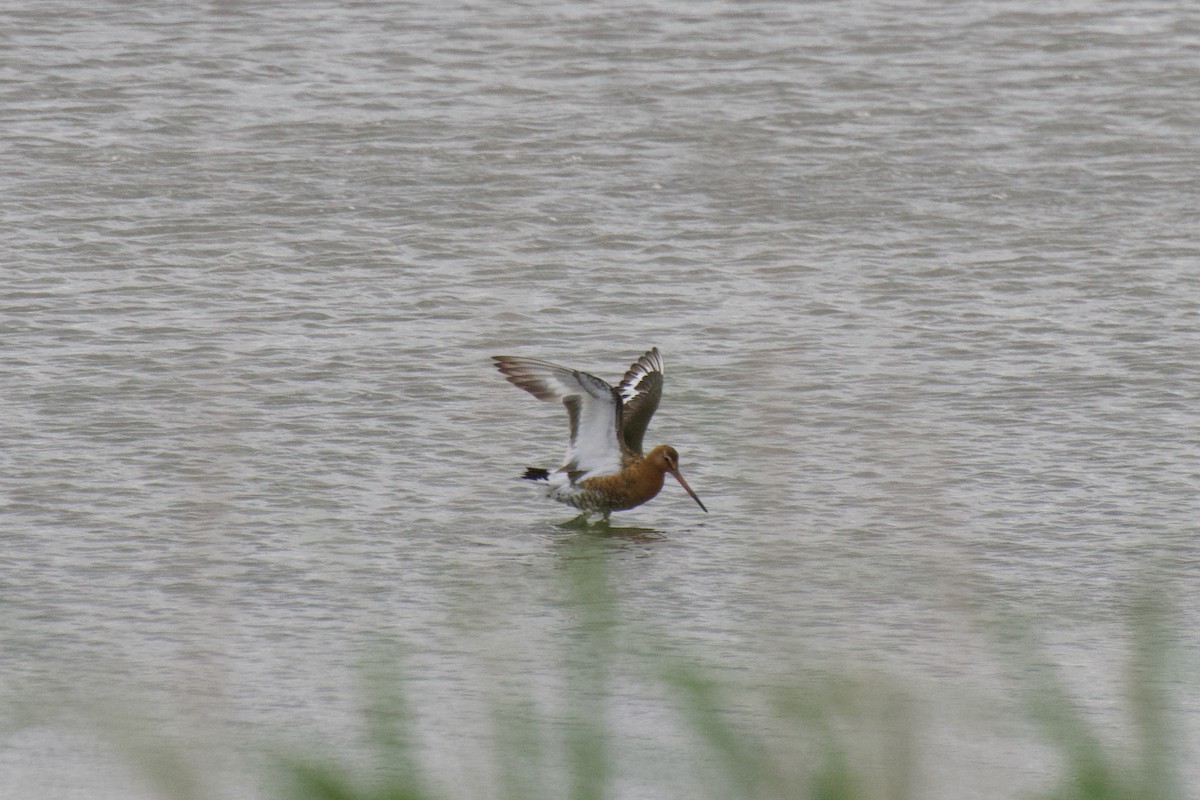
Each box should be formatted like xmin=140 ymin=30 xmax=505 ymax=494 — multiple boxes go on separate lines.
xmin=494 ymin=356 xmax=623 ymax=479
xmin=618 ymin=348 xmax=664 ymax=402
xmin=564 ymin=390 xmax=622 ymax=478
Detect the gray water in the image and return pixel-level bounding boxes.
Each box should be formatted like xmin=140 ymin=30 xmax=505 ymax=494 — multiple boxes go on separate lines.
xmin=3 ymin=2 xmax=1199 ymax=798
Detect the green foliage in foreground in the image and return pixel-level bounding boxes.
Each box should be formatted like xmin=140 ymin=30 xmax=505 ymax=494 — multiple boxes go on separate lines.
xmin=266 ymin=560 xmax=1185 ymax=800
xmin=8 ymin=551 xmax=1185 ymax=800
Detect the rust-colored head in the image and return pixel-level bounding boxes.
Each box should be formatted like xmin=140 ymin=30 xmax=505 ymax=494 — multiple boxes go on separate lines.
xmin=646 ymin=445 xmax=708 ymax=513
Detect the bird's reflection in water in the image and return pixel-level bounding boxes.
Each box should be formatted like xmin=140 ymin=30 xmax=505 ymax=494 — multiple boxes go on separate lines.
xmin=551 ymin=516 xmax=667 ymax=543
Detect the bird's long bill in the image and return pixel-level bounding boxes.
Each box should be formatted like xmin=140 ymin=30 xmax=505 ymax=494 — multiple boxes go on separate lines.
xmin=668 ymin=467 xmax=708 ymax=513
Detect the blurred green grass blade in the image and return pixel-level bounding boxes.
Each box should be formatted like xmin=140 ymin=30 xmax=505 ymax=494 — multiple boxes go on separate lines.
xmin=280 ymin=758 xmax=434 ymax=800
xmin=663 ymin=663 xmax=782 ymax=799
xmin=490 ymin=697 xmax=549 ymax=800
xmin=1004 ymin=591 xmax=1183 ymax=800
xmin=359 ymin=655 xmax=424 ymax=796
xmin=562 ymin=548 xmax=614 ymax=800
xmin=1127 ymin=591 xmax=1180 ymax=800
xmin=808 ymin=748 xmax=858 ymax=800
xmin=284 ymin=761 xmax=367 ymax=800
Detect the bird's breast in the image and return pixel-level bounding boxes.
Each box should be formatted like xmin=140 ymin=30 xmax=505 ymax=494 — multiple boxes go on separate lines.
xmin=579 ymin=460 xmax=666 ymax=511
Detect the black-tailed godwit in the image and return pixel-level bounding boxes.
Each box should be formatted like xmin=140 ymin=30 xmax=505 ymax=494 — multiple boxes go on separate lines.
xmin=492 ymin=348 xmax=707 ymax=521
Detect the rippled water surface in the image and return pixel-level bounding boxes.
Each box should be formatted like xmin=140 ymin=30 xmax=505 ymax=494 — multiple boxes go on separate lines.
xmin=3 ymin=2 xmax=1199 ymax=798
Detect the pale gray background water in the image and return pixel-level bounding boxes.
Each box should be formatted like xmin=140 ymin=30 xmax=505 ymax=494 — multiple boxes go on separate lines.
xmin=2 ymin=2 xmax=1198 ymax=798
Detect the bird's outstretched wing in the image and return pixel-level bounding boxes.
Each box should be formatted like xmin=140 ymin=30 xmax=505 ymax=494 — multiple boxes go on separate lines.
xmin=492 ymin=355 xmax=623 ymax=478
xmin=616 ymin=348 xmax=663 ymax=456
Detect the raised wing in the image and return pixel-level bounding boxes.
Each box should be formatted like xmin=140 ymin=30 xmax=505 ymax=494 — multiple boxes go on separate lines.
xmin=616 ymin=348 xmax=663 ymax=456
xmin=492 ymin=355 xmax=624 ymax=478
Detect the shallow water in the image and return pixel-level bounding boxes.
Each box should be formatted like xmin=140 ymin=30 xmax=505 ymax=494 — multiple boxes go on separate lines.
xmin=3 ymin=2 xmax=1199 ymax=797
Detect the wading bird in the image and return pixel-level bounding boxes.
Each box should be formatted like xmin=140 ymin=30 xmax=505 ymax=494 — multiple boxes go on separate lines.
xmin=492 ymin=347 xmax=707 ymax=522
